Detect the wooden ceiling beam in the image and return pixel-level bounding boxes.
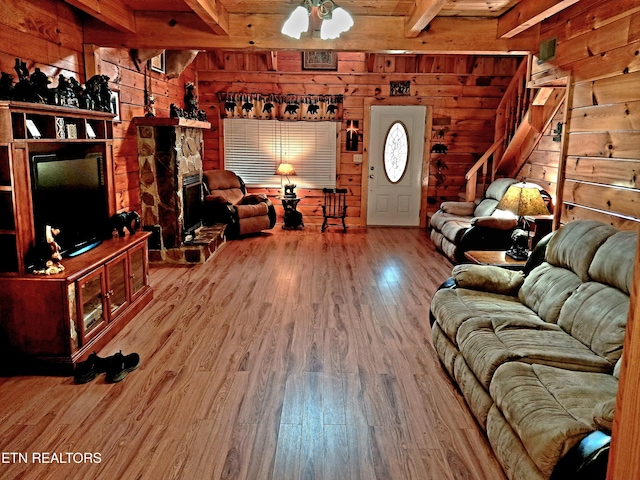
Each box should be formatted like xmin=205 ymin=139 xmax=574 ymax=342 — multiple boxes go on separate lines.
xmin=497 ymin=0 xmax=581 ymax=39
xmin=83 ymin=13 xmax=538 ymax=54
xmin=183 ymin=0 xmax=229 ymax=35
xmin=64 ymin=0 xmax=136 ymax=33
xmin=405 ymin=0 xmax=449 ymax=38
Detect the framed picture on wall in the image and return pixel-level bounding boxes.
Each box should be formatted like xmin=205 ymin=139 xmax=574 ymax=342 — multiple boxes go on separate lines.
xmin=303 ymin=51 xmax=338 ymax=70
xmin=110 ymin=90 xmax=121 ymax=122
xmin=150 ymin=51 xmax=166 ymax=73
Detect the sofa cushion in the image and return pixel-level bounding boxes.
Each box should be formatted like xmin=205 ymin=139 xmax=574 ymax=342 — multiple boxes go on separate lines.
xmin=545 ymin=220 xmax=617 ymax=282
xmin=489 ymin=362 xmax=618 ymax=478
xmin=557 ymin=282 xmax=628 ymax=365
xmin=457 ymin=316 xmax=613 ymax=388
xmin=431 ymin=287 xmax=539 ymax=344
xmin=588 ymin=230 xmax=637 ymax=295
xmin=204 ymin=169 xmax=242 ymax=190
xmin=518 ymin=263 xmax=583 ymax=324
xmin=452 ymin=264 xmax=525 ymax=296
xmin=473 ymin=198 xmax=500 ymax=218
xmin=206 ymin=188 xmax=244 ymax=206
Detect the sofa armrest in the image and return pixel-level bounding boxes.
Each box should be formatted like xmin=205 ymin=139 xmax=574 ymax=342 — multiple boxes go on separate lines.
xmin=470 ymin=216 xmax=518 ymax=230
xmin=452 ymin=264 xmax=525 ymax=296
xmin=241 ymin=193 xmax=269 ymax=205
xmin=592 ymin=398 xmax=615 ymax=433
xmin=440 ymin=201 xmax=475 ymax=216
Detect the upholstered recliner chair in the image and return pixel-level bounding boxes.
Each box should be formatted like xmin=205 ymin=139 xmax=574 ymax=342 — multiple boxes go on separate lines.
xmin=429 ymin=178 xmax=524 ymax=262
xmin=202 ymin=170 xmax=276 ymax=237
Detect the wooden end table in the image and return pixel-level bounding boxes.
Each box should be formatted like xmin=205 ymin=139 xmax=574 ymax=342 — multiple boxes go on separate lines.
xmin=464 ymin=250 xmax=527 ymax=268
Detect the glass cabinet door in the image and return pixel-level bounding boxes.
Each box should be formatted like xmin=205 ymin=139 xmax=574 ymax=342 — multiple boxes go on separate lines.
xmin=77 ymin=268 xmax=106 ymax=343
xmin=129 ymin=242 xmax=148 ymax=301
xmin=106 ymin=253 xmax=129 ymax=320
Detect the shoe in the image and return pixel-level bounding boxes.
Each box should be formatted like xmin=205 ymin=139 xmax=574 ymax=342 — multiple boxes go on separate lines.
xmin=105 ymin=351 xmax=140 ymax=383
xmin=74 ymin=352 xmax=109 ymax=384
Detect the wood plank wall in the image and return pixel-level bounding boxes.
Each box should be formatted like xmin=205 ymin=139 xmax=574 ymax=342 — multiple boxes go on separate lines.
xmin=533 ymin=0 xmax=640 ymax=229
xmin=516 ymin=104 xmax=564 ymax=201
xmin=196 ymin=52 xmax=520 ymax=225
xmin=0 ymin=0 xmax=194 ymax=217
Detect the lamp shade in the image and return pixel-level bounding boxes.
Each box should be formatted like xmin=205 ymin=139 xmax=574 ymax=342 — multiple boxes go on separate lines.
xmin=282 ymin=5 xmax=310 ymax=39
xmin=276 ymin=163 xmax=296 ymax=176
xmin=496 ymin=182 xmax=550 ymax=216
xmin=320 ymin=6 xmax=354 ymax=39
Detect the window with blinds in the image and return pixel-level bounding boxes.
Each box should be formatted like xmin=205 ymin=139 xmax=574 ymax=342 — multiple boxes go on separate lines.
xmin=223 ymin=119 xmax=337 ymax=189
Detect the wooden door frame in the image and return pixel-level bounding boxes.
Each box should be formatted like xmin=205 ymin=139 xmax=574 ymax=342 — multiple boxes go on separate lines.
xmin=361 ymin=98 xmax=433 ymax=228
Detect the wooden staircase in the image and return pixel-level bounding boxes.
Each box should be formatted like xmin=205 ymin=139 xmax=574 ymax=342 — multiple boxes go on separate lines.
xmin=463 ymin=56 xmax=566 ymax=201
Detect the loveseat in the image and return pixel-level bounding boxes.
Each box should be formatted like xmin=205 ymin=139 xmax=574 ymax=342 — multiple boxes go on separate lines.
xmin=429 ymin=220 xmax=636 ymax=480
xmin=429 ymin=178 xmax=534 ymax=262
xmin=202 ymin=170 xmax=276 ymax=237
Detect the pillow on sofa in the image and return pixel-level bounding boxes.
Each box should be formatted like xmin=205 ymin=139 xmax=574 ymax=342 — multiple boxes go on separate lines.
xmin=453 ymin=264 xmax=525 ymax=296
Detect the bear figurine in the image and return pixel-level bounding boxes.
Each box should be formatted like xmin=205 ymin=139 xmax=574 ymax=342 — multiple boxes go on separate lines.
xmin=109 ymin=211 xmax=141 ymax=237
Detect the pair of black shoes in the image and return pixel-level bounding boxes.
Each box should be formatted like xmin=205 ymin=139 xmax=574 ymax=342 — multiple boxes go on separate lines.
xmin=74 ymin=351 xmax=140 ymax=384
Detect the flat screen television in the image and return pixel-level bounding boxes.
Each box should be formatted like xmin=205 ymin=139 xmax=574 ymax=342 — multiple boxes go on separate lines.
xmin=31 ymin=153 xmax=109 ymax=258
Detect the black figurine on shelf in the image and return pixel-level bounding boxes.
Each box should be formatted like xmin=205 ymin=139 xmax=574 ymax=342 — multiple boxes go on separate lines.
xmin=30 ymin=68 xmax=53 ymax=104
xmin=12 ymin=59 xmax=40 ymax=103
xmin=85 ymin=74 xmax=112 ymax=112
xmin=56 ymin=74 xmax=79 ymax=108
xmin=184 ymin=82 xmax=197 ymax=117
xmin=170 ymin=103 xmax=185 ymax=119
xmin=0 ymin=72 xmax=13 ymax=100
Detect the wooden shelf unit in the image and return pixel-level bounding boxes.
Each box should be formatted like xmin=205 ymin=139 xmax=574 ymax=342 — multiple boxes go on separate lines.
xmin=0 ymin=101 xmax=116 ymax=275
xmin=0 ymin=101 xmax=152 ymax=369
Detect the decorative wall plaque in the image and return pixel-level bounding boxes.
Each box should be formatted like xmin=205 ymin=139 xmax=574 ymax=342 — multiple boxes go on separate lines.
xmin=303 ymin=51 xmax=338 ymax=70
xmin=390 ymin=81 xmax=411 ymax=96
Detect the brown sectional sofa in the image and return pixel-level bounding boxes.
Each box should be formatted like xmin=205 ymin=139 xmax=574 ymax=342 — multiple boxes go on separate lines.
xmin=429 ymin=220 xmax=637 ymax=480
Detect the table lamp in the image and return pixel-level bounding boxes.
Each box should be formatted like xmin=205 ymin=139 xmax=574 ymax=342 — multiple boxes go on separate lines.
xmin=496 ymin=182 xmax=550 ymax=260
xmin=276 ymin=162 xmax=297 ymax=198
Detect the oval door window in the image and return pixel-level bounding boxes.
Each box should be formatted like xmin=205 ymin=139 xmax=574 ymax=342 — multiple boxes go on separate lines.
xmin=383 ymin=121 xmax=409 ymax=183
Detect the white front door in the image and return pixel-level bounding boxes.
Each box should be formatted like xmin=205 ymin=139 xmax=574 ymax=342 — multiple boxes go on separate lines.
xmin=366 ymin=105 xmax=426 ymax=226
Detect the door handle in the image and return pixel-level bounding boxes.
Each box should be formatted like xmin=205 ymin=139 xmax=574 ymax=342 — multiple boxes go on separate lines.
xmin=369 ymin=174 xmax=374 ymax=179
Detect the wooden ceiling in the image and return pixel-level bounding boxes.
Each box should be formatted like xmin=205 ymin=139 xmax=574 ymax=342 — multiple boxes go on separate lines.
xmin=67 ymin=0 xmax=582 ymax=54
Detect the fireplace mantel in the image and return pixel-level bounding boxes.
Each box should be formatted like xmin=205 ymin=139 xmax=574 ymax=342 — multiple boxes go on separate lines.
xmin=132 ymin=116 xmax=211 ymax=129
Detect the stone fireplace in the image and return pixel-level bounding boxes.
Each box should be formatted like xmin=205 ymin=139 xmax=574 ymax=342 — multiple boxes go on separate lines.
xmin=134 ymin=117 xmax=224 ymax=264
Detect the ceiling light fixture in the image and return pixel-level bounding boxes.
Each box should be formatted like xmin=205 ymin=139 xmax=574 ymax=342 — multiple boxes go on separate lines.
xmin=282 ymin=0 xmax=354 ymax=40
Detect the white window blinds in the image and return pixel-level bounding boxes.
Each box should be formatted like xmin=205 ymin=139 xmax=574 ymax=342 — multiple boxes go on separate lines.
xmin=223 ymin=119 xmax=337 ymax=189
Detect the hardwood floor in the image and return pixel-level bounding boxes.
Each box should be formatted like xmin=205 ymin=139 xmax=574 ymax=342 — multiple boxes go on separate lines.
xmin=0 ymin=227 xmax=507 ymax=480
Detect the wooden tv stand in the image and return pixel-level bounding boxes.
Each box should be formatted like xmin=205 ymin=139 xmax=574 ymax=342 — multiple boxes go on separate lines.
xmin=0 ymin=233 xmax=153 ymax=371
xmin=0 ymin=101 xmax=153 ymax=372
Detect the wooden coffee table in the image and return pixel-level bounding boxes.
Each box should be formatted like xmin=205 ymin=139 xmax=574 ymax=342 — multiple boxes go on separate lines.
xmin=464 ymin=250 xmax=527 ymax=267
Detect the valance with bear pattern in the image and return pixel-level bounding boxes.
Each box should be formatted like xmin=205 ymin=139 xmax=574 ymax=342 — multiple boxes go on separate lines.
xmin=218 ymin=93 xmax=343 ymax=121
